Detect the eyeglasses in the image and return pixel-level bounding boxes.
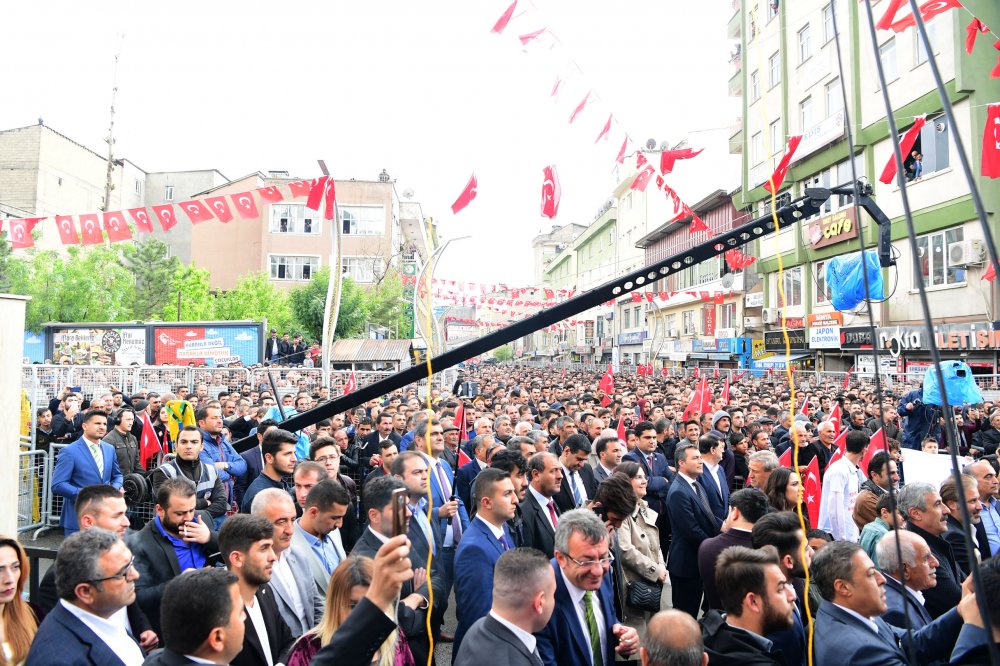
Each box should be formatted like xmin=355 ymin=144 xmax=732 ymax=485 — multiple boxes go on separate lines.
xmin=565 ymin=553 xmax=613 ymax=569
xmin=315 ymin=455 xmax=339 ymax=464
xmin=88 ymin=557 xmax=135 ymax=584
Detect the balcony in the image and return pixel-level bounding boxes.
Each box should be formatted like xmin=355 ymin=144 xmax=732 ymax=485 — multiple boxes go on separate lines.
xmin=727 ymin=1 xmax=742 ymax=39
xmin=728 ymin=118 xmax=743 ymax=155
xmin=728 ymin=69 xmax=743 ymax=97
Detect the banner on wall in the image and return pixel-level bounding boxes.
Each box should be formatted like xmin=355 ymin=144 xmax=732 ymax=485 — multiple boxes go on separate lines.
xmin=50 ymin=327 xmax=147 ymax=366
xmin=153 ymin=326 xmax=261 ymax=366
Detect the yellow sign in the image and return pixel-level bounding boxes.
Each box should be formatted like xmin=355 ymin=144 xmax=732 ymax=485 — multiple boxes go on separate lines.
xmin=751 ymin=339 xmax=773 ymax=360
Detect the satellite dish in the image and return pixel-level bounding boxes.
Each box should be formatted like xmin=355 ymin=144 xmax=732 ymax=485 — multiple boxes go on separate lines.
xmin=659 ymin=141 xmax=670 ymax=151
xmin=606 ymin=198 xmax=615 ymax=208
xmin=402 ymin=188 xmax=415 ymax=199
xmin=721 ymin=273 xmax=735 ymax=289
xmin=645 ymin=138 xmax=657 ymax=151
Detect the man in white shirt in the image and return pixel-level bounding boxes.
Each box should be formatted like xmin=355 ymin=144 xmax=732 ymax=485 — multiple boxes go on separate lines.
xmin=818 ymin=430 xmax=869 ymax=542
xmin=250 ymin=488 xmax=323 ymax=638
xmin=453 ymin=548 xmax=557 ymax=666
xmin=218 ymin=514 xmax=294 ymax=666
xmin=26 ymin=528 xmax=144 ymax=666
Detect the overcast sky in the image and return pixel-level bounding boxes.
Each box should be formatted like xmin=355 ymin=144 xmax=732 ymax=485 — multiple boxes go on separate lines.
xmin=3 ymin=0 xmax=738 ymax=284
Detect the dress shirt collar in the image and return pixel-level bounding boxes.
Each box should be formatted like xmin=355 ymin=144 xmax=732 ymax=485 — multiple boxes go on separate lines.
xmin=884 ymin=573 xmax=927 ymax=605
xmin=476 ymin=514 xmax=505 ymax=539
xmin=489 ymin=610 xmax=537 ymax=654
xmin=833 ymin=603 xmax=880 ymax=633
xmin=528 ymin=484 xmax=553 ymax=509
xmin=477 ymin=458 xmax=487 ymax=470
xmin=368 ymin=525 xmax=390 ymax=544
xmin=599 ymin=464 xmax=615 ymax=478
xmin=725 ymin=623 xmax=774 ymax=652
xmin=559 ymin=566 xmax=589 ymax=607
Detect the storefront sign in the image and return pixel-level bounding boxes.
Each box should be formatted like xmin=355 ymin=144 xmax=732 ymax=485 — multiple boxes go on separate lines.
xmin=745 ymin=292 xmax=764 ymax=308
xmin=618 ymin=331 xmax=647 ymax=345
xmin=793 ymin=109 xmax=846 ymax=163
xmin=809 ymin=324 xmax=841 ymax=349
xmin=856 ymin=354 xmax=897 ymax=376
xmin=764 ymin=329 xmax=808 ymax=350
xmin=781 ymin=317 xmax=806 ymax=329
xmin=807 ymin=207 xmax=858 ymax=249
xmin=840 ymin=326 xmax=874 ymax=350
xmin=807 ymin=312 xmax=844 ymax=327
xmin=51 ymin=327 xmax=146 ymax=366
xmin=704 ymin=306 xmax=716 ymax=337
xmin=751 ymin=339 xmax=771 ymax=359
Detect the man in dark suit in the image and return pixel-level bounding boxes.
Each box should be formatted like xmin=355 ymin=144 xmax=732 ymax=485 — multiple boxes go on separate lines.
xmin=51 ymin=409 xmax=124 ymax=535
xmin=624 ymin=421 xmax=674 ymax=522
xmin=26 ymin=528 xmax=144 ymax=666
xmin=130 ymin=476 xmax=220 ymax=634
xmin=219 ymin=515 xmax=295 ymax=666
xmin=361 ymin=413 xmax=402 ymax=473
xmin=454 ymin=548 xmax=557 ymax=666
xmin=593 ymin=435 xmax=625 ymax=483
xmin=665 ymin=442 xmax=722 ymax=617
xmin=535 ymin=508 xmax=640 ymax=666
xmin=456 ymin=433 xmax=496 ymax=511
xmin=277 ymin=333 xmax=293 ymax=363
xmin=698 ymin=488 xmax=769 ymax=611
xmin=876 ymin=530 xmax=936 ymax=631
xmin=940 ymin=473 xmax=989 ymax=575
xmin=454 ymin=468 xmax=519 ymax=655
xmin=520 ymin=452 xmax=563 ymax=558
xmin=553 ymin=434 xmax=598 ymax=514
xmin=901 ymin=482 xmax=964 ymax=618
xmin=696 ymin=434 xmax=730 ymax=523
xmin=143 ymin=568 xmax=247 ymax=666
xmin=811 ymin=541 xmax=974 ymax=666
xmin=265 ymin=328 xmax=282 ymax=363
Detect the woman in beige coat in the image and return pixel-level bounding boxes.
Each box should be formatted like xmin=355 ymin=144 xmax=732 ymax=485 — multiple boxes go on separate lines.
xmin=614 ymin=461 xmax=667 ymax=639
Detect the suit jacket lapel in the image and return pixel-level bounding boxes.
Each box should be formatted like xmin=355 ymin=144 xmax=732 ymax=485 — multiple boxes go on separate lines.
xmin=243 ymin=593 xmax=268 ymax=665
xmin=554 ymin=565 xmax=592 ymax=664
xmin=485 ymin=616 xmax=537 ymax=662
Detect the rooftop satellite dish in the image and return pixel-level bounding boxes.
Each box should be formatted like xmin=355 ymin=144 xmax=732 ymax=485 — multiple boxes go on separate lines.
xmin=606 ymin=198 xmax=615 ymax=208
xmin=402 ymin=188 xmax=415 ymax=199
xmin=721 ymin=273 xmax=735 ymax=289
xmin=645 ymin=138 xmax=657 ymax=151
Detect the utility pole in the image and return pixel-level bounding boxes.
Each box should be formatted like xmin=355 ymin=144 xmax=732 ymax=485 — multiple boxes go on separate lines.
xmin=103 ymin=35 xmax=124 ymax=212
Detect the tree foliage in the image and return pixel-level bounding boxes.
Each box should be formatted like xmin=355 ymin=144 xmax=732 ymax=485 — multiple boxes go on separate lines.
xmin=163 ymin=264 xmax=215 ymax=322
xmin=493 ymin=345 xmax=513 ymax=361
xmin=215 ymin=272 xmax=298 ymax=334
xmin=122 ymin=238 xmax=179 ymax=320
xmin=287 ymin=266 xmax=330 ymax=342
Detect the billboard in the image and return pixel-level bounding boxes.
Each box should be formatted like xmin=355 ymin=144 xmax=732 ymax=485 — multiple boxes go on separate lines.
xmin=50 ymin=327 xmax=147 ymax=366
xmin=153 ymin=325 xmax=260 ymax=366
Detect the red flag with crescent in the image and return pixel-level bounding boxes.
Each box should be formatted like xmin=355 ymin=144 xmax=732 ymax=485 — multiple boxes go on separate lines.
xmin=257 ymin=186 xmax=284 ymax=202
xmin=451 ymin=173 xmax=478 ymax=214
xmin=230 ymin=192 xmax=260 ymax=219
xmin=540 ymin=165 xmax=561 ymax=219
xmin=103 ymin=211 xmax=132 ymax=242
xmin=288 ymin=180 xmax=312 ymax=198
xmin=179 ymin=199 xmax=215 ymax=224
xmin=880 ymin=116 xmax=926 ymax=183
xmin=55 ymin=215 xmax=79 ymax=245
xmin=7 ymin=217 xmax=42 ymax=249
xmin=206 ymin=196 xmax=234 ymax=223
xmin=79 ymin=214 xmax=104 ymax=245
xmin=804 ymin=456 xmax=822 ymax=526
xmin=152 ymin=205 xmax=179 ymax=232
xmin=128 ymin=208 xmax=155 ymax=233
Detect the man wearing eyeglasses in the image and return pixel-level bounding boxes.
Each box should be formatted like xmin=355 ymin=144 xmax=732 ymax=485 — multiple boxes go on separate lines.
xmin=535 ymin=509 xmax=640 ymax=666
xmin=26 ymin=528 xmax=144 ymax=666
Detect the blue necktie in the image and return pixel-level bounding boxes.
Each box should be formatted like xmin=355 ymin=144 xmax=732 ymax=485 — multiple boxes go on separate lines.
xmin=500 ymin=533 xmax=512 ymax=551
xmin=570 ymin=470 xmax=583 ymax=506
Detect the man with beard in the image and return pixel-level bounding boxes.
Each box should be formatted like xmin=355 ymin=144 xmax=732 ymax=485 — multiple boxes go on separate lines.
xmin=853 ymin=452 xmax=899 ymax=531
xmin=219 ymin=514 xmax=294 ymax=666
xmin=939 ymin=474 xmax=985 ymax=578
xmin=151 ymin=426 xmax=230 ymax=522
xmin=700 ymin=546 xmax=796 ymax=665
xmin=240 ymin=428 xmax=297 ymax=513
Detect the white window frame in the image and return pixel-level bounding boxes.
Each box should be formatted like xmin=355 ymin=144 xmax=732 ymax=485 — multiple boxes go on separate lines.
xmin=915 ymin=227 xmax=966 ymax=289
xmin=822 ymin=4 xmax=835 ymax=43
xmin=342 ymin=255 xmax=386 ymax=283
xmin=800 ymin=96 xmax=814 ymax=133
xmin=682 ymin=310 xmax=696 ymax=335
xmin=770 ymin=120 xmax=782 ymax=157
xmin=720 ymin=303 xmax=737 ymax=329
xmin=751 ymin=132 xmax=764 ymax=166
xmin=750 ymin=70 xmax=760 ymax=102
xmin=164 ymin=185 xmax=174 ymax=201
xmin=780 ymin=266 xmax=803 ymax=307
xmin=815 ymin=260 xmax=828 ymax=304
xmin=269 ymin=254 xmax=320 ymax=281
xmin=825 ymin=78 xmax=843 ymax=118
xmin=915 ymin=20 xmax=936 ymax=65
xmin=879 ymin=38 xmax=898 ymax=84
xmin=269 ymin=203 xmax=323 ymax=235
xmin=768 ymin=51 xmax=781 ymax=88
xmin=798 ymin=24 xmax=812 ymax=64
xmin=339 ymin=205 xmax=385 ymax=236
xmin=134 ymin=179 xmax=142 ymax=195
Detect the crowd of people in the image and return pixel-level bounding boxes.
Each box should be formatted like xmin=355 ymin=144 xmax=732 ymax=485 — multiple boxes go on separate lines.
xmin=6 ymin=363 xmax=1000 ymax=665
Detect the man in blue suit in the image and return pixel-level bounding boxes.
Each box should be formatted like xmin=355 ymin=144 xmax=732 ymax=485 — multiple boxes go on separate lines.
xmin=26 ymin=528 xmax=143 ymax=666
xmin=455 ymin=433 xmax=495 ymax=512
xmin=812 ymin=540 xmax=977 ymax=666
xmin=624 ymin=421 xmax=674 ymax=521
xmin=535 ymin=508 xmax=640 ymax=666
xmin=875 ymin=530 xmax=936 ymax=631
xmin=51 ymin=410 xmax=124 ymax=535
xmin=697 ymin=434 xmax=730 ymax=523
xmin=453 ymin=468 xmax=519 ymax=658
xmin=665 ymin=442 xmax=722 ymax=617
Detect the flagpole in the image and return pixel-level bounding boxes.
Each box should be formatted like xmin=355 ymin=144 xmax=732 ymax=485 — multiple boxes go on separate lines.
xmin=319 ymin=160 xmax=341 ymax=386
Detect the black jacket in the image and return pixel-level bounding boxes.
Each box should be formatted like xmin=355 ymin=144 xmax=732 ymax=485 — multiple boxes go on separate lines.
xmin=942 ymin=515 xmax=991 ymax=577
xmin=310 ymin=597 xmax=396 ymax=666
xmin=35 ymin=563 xmax=152 ymax=637
xmin=701 ymin=610 xmax=785 ymax=666
xmin=141 ymin=649 xmax=204 ymax=665
xmin=907 ymin=523 xmax=964 ymax=619
xmin=520 ymin=492 xmax=558 ymax=558
xmin=231 ymin=585 xmax=294 ymax=666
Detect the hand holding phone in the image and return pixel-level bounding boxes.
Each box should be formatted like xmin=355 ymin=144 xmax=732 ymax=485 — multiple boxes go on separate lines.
xmin=392 ymin=488 xmax=408 ymax=537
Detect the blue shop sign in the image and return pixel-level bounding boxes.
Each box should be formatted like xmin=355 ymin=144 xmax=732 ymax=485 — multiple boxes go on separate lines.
xmin=618 ymin=331 xmax=647 ymax=345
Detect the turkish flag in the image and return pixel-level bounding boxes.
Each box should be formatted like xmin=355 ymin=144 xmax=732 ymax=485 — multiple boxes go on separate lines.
xmin=55 ymin=215 xmax=79 ymax=245
xmin=778 ymin=447 xmax=792 ymax=468
xmin=859 ymin=428 xmax=889 ymax=475
xmin=179 ymin=199 xmax=215 ymax=224
xmin=595 ymin=114 xmax=613 ymax=143
xmin=306 ymin=176 xmax=328 ymax=211
xmin=323 ymin=177 xmax=337 ymax=221
xmin=616 ymin=137 xmax=629 ymax=164
xmin=152 ymin=205 xmax=179 ymax=232
xmin=7 ymin=217 xmax=42 ymax=249
xmin=659 ymin=147 xmax=704 ymax=174
xmin=682 ymin=376 xmax=708 ymax=421
xmin=454 ymin=402 xmax=467 ymax=444
xmin=206 ymin=196 xmax=234 ymax=223
xmin=230 ymin=192 xmax=260 ymax=219
xmin=491 ymin=0 xmax=518 ymax=34
xmin=966 ymin=18 xmax=989 ymax=54
xmin=843 ymin=368 xmax=853 ymax=388
xmin=880 ymin=116 xmax=927 ymax=183
xmin=804 ymin=456 xmax=822 ymax=526
xmin=569 ymin=91 xmax=591 ymax=124
xmin=343 ymin=371 xmax=357 ymax=395
xmin=288 ymin=180 xmax=312 ymax=198
xmin=599 ymin=364 xmax=615 ymax=395
xmin=630 ymin=166 xmax=655 ymax=192
xmin=800 ymin=394 xmax=811 ymax=416
xmin=764 ymin=135 xmax=803 ymax=193
xmin=128 ymin=208 xmax=155 ymax=233
xmin=139 ymin=411 xmax=162 ymax=468
xmin=457 ymin=446 xmax=473 ymax=468
xmin=79 ymin=214 xmax=104 ymax=245
xmin=877 ymin=0 xmax=962 ymax=33
xmin=689 ymin=215 xmax=709 ymax=233
xmin=721 ymin=376 xmax=730 ymax=404
xmin=984 ymin=262 xmax=997 ymax=282
xmin=257 ymin=186 xmax=284 ymax=202
xmin=518 ymin=27 xmax=547 ymax=46
xmin=982 ymin=104 xmax=1000 ymax=178
xmin=637 ymin=364 xmax=646 ymax=377
xmin=451 ymin=173 xmax=478 ymax=214
xmin=102 ymin=211 xmax=132 ymax=242
xmin=540 ymin=165 xmax=561 ymax=219
xmin=828 ymin=403 xmax=843 ymax=435
xmin=713 ymin=292 xmax=725 ymax=304
xmin=617 ymin=415 xmax=627 ymax=443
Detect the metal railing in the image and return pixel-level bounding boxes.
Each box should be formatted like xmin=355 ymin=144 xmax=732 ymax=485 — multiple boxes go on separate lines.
xmin=17 ymin=449 xmax=47 ymax=534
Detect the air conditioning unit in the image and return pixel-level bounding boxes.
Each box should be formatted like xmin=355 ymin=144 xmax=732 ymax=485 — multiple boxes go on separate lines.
xmin=949 ymin=240 xmax=985 ymax=267
xmin=744 ymin=316 xmax=763 ymax=328
xmin=762 ymin=308 xmax=780 ymax=324
xmin=668 ymin=328 xmax=680 ymax=339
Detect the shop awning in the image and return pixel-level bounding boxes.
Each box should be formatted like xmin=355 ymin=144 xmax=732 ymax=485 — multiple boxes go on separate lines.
xmin=752 ymin=353 xmax=812 ymax=369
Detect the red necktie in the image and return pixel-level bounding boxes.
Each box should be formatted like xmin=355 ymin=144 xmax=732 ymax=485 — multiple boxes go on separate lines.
xmin=548 ymin=500 xmax=559 ymax=528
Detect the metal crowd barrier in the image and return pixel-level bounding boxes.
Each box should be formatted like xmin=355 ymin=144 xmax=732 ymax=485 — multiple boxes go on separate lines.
xmin=17 ymin=449 xmax=47 ymax=534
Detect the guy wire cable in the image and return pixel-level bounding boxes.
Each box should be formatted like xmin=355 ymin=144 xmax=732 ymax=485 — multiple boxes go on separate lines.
xmin=861 ymin=3 xmax=999 ymax=662
xmin=747 ymin=5 xmax=815 ymax=661
xmin=828 ymin=1 xmax=915 ymax=661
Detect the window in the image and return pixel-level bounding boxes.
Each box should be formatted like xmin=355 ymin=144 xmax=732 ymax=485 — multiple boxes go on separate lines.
xmin=815 ymin=261 xmax=827 ymax=303
xmin=879 ymin=38 xmax=898 ymax=83
xmin=269 ymin=204 xmax=322 ymax=234
xmin=800 ymin=96 xmax=814 ymax=132
xmin=770 ymin=120 xmax=782 ymax=157
xmin=634 ymin=306 xmax=641 ymax=328
xmin=822 ymin=4 xmax=835 ymax=43
xmin=798 ymin=24 xmax=812 ymax=64
xmin=825 ymin=78 xmax=843 ymax=117
xmin=916 ymin=227 xmax=965 ymax=288
xmin=624 ymin=308 xmax=631 ymax=329
xmin=915 ymin=21 xmax=935 ymax=65
xmin=682 ymin=310 xmax=696 ymax=335
xmin=339 ymin=205 xmax=384 ymax=235
xmin=164 ymin=185 xmax=174 ymax=201
xmin=835 ymin=158 xmax=865 ymax=206
xmin=767 ymin=0 xmax=779 ymax=21
xmin=134 ymin=179 xmax=142 ymax=195
xmin=666 ymin=314 xmax=677 ymax=332
xmin=720 ymin=303 xmax=737 ymax=328
xmin=751 ymin=132 xmax=763 ymax=165
xmin=902 ymin=115 xmax=950 ymax=178
xmin=750 ymin=70 xmax=760 ymax=102
xmin=342 ymin=256 xmax=385 ymax=283
xmin=270 ymin=255 xmax=319 ymax=281
xmin=780 ymin=266 xmax=803 ymax=306
xmin=768 ymin=52 xmax=781 ymax=87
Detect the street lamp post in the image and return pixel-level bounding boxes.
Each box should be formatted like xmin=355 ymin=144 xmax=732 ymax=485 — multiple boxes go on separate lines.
xmin=413 ymin=235 xmax=470 ymax=357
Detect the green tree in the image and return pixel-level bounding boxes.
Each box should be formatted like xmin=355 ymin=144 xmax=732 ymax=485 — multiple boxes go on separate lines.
xmin=493 ymin=345 xmax=513 ymax=361
xmin=335 ymin=276 xmax=370 ymax=339
xmin=122 ymin=238 xmax=179 ymax=320
xmin=163 ymin=264 xmax=215 ymax=322
xmin=288 ymin=267 xmax=329 ymax=341
xmin=215 ymin=272 xmax=297 ymax=333
xmin=0 ymin=231 xmax=16 ymax=292
xmin=366 ymin=269 xmax=412 ymax=338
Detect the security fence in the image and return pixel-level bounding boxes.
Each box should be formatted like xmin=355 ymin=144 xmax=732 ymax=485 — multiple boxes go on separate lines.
xmin=17 ymin=449 xmax=47 ymax=534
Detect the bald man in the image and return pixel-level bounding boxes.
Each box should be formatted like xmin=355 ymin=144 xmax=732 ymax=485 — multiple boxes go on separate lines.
xmin=641 ymin=610 xmax=707 ymax=666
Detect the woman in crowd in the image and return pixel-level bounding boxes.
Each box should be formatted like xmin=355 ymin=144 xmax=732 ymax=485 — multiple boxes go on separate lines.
xmin=612 ymin=461 xmax=666 ymax=639
xmin=287 ymin=556 xmax=413 ymax=666
xmin=764 ymin=467 xmax=810 ymax=527
xmin=0 ymin=537 xmax=39 ymax=666
xmin=155 ymin=406 xmax=172 ymax=452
